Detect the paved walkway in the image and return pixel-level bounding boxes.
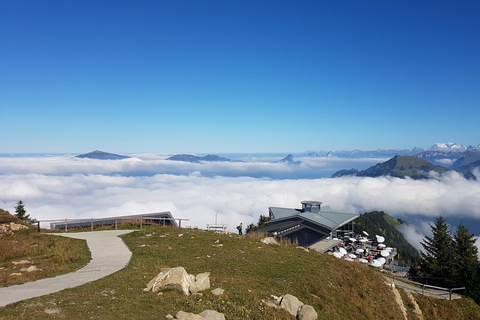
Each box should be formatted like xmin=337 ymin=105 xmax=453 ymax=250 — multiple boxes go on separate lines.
xmin=390 ymin=277 xmax=462 ymax=300
xmin=0 ymin=230 xmax=135 ymax=308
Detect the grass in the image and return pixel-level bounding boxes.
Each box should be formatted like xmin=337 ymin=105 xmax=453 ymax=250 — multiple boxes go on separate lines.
xmin=0 ymin=225 xmax=479 ymax=319
xmin=0 ymin=229 xmax=91 ymax=286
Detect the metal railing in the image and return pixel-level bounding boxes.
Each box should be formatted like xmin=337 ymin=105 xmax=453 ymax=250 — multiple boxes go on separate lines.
xmin=36 ymin=217 xmax=189 ymax=232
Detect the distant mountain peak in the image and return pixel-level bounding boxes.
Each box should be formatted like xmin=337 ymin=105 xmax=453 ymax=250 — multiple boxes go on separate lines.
xmin=166 ymin=154 xmax=230 ymax=163
xmin=428 ymin=142 xmax=467 ymax=152
xmin=76 ymin=150 xmax=130 ymax=160
xmin=331 ymin=155 xmax=452 ymax=179
xmin=277 ymin=154 xmax=301 ymax=165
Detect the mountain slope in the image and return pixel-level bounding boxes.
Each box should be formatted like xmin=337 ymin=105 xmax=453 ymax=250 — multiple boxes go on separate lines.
xmin=332 ymin=155 xmax=451 ymax=179
xmin=354 ymin=211 xmax=420 ymax=263
xmin=450 ymin=150 xmax=480 ymax=171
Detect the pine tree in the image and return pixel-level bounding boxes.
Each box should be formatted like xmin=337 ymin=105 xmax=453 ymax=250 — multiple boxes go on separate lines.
xmin=14 ymin=200 xmax=33 ymax=223
xmin=454 ymin=224 xmax=480 ymax=303
xmin=420 ymin=216 xmax=456 ymax=285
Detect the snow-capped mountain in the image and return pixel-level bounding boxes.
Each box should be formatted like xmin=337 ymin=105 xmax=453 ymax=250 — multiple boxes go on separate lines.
xmin=427 ymin=143 xmax=467 ymax=152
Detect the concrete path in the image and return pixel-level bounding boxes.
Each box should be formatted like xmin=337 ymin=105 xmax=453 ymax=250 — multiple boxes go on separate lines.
xmin=0 ymin=230 xmax=135 ymax=308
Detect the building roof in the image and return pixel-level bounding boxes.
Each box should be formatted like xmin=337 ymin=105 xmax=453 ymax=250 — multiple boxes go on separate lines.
xmin=269 ymin=205 xmax=358 ymax=230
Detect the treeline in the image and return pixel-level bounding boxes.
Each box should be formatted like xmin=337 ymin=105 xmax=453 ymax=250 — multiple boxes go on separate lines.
xmin=353 ymin=211 xmax=420 ymax=263
xmin=414 ymin=216 xmax=480 ymax=304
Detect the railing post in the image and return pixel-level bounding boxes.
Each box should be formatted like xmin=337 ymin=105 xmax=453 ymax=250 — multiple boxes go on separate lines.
xmin=422 ymin=284 xmax=425 ymax=295
xmin=115 ymin=219 xmax=117 ymax=230
xmin=449 ymin=289 xmax=452 ymax=300
xmin=91 ymin=218 xmax=93 ymax=231
xmin=140 ymin=218 xmax=142 ymax=230
xmin=179 ymin=219 xmax=181 ymax=228
xmin=37 ymin=221 xmax=40 ymax=233
xmin=65 ymin=219 xmax=68 ymax=233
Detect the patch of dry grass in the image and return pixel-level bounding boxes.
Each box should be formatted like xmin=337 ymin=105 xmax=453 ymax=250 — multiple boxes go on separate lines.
xmin=414 ymin=294 xmax=480 ymax=320
xmin=0 ymin=230 xmax=91 ymax=285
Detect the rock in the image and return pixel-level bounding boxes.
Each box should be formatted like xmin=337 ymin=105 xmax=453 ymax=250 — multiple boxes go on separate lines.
xmin=148 ymin=267 xmax=194 ymax=295
xmin=198 ymin=310 xmax=225 ymax=320
xmin=44 ymin=308 xmax=61 ymax=314
xmin=146 ymin=267 xmax=211 ymax=296
xmin=165 ymin=314 xmax=174 ymax=319
xmin=190 ymin=272 xmax=210 ymax=293
xmin=175 ymin=311 xmax=204 ymax=320
xmin=260 ymin=298 xmax=278 ymax=309
xmin=297 ymin=305 xmax=318 ymax=320
xmin=12 ymin=259 xmax=33 ymax=265
xmin=262 ymin=237 xmax=278 ymax=244
xmin=26 ymin=265 xmax=42 ymax=272
xmin=211 ymin=288 xmax=224 ymax=296
xmin=9 ymin=273 xmax=23 ymax=277
xmin=10 ymin=222 xmax=28 ymax=231
xmin=279 ymin=294 xmax=304 ymax=316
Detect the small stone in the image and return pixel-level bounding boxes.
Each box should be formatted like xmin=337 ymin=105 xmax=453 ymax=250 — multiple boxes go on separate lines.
xmin=9 ymin=273 xmax=22 ymax=277
xmin=211 ymin=288 xmax=224 ymax=296
xmin=44 ymin=308 xmax=61 ymax=314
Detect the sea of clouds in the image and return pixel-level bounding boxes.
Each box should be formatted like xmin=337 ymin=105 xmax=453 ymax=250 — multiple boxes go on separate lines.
xmin=1 ymin=154 xmax=479 ymax=252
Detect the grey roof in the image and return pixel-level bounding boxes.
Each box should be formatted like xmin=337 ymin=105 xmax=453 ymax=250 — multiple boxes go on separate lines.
xmin=269 ymin=205 xmax=358 ymax=230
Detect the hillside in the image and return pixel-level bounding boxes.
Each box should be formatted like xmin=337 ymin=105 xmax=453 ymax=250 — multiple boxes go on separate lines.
xmin=332 ymin=155 xmax=451 ymax=179
xmin=354 ymin=211 xmax=420 ymax=263
xmin=1 ymin=226 xmax=479 ymax=319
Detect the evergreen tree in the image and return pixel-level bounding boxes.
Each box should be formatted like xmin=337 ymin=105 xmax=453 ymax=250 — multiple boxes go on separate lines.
xmin=420 ymin=216 xmax=456 ymax=285
xmin=14 ymin=200 xmax=33 ymax=223
xmin=454 ymin=224 xmax=480 ymax=303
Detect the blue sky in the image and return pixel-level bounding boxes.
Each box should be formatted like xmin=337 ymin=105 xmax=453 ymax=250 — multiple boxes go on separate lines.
xmin=1 ymin=1 xmax=479 ymax=154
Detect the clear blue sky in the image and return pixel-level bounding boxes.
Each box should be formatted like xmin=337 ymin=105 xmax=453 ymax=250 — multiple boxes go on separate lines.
xmin=1 ymin=1 xmax=479 ymax=154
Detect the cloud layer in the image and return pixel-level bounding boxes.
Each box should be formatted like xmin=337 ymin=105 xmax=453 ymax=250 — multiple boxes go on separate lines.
xmin=1 ymin=156 xmax=479 ymax=252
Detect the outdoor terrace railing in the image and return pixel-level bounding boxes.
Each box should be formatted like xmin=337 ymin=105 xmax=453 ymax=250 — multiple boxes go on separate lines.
xmin=36 ymin=217 xmax=189 ymax=232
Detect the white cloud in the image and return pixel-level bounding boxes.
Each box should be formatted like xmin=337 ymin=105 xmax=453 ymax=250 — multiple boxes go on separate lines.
xmin=0 ymin=156 xmax=479 ymax=236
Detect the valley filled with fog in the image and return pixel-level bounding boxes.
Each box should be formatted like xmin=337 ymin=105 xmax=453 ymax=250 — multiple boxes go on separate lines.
xmin=1 ymin=154 xmax=479 ymax=252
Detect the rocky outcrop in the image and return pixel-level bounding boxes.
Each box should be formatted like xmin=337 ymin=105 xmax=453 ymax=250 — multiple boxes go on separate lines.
xmin=144 ymin=267 xmax=210 ymax=296
xmin=262 ymin=237 xmax=278 ymax=244
xmin=0 ymin=222 xmax=29 ymax=234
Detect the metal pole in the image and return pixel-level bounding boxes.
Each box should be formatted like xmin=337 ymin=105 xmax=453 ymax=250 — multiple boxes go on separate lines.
xmin=115 ymin=219 xmax=117 ymax=230
xmin=91 ymin=218 xmax=93 ymax=231
xmin=37 ymin=221 xmax=40 ymax=233
xmin=65 ymin=219 xmax=68 ymax=233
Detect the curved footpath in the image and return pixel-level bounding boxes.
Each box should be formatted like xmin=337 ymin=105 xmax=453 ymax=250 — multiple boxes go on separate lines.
xmin=0 ymin=229 xmax=135 ymax=308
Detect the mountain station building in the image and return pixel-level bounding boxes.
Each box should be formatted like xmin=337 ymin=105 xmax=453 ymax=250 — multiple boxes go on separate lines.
xmin=257 ymin=201 xmax=359 ymax=252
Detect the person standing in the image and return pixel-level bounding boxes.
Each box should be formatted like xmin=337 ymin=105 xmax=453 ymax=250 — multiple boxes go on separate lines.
xmin=236 ymin=223 xmax=243 ymax=235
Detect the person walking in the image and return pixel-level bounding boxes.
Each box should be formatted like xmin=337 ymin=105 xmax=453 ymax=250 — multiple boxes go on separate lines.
xmin=236 ymin=223 xmax=243 ymax=235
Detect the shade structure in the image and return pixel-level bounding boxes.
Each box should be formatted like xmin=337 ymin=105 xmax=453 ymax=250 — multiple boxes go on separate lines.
xmin=359 ymin=238 xmax=368 ymax=243
xmin=356 ymin=248 xmax=364 ymax=253
xmin=339 ymin=247 xmax=347 ymax=255
xmin=377 ymin=257 xmax=386 ymax=265
xmin=349 ymin=253 xmax=357 ymax=259
xmin=371 ymin=260 xmax=382 ymax=268
xmin=345 ymin=258 xmax=354 ymax=261
xmin=378 ymin=243 xmax=386 ymax=248
xmin=359 ymin=259 xmax=369 ymax=264
xmin=376 ymin=236 xmax=385 ymax=243
xmin=333 ymin=252 xmax=344 ymax=258
xmin=381 ymin=250 xmax=390 ymax=257
xmin=363 ymin=231 xmax=369 ymax=236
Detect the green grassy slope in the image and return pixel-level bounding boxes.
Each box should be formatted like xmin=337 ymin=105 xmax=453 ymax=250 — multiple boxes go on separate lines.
xmin=1 ymin=226 xmax=479 ymax=319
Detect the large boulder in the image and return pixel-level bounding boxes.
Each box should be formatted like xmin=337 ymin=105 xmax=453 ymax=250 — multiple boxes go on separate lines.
xmin=190 ymin=272 xmax=211 ymax=293
xmin=279 ymin=294 xmax=304 ymax=316
xmin=297 ymin=304 xmax=318 ymax=320
xmin=145 ymin=267 xmax=211 ymax=296
xmin=262 ymin=237 xmax=278 ymax=244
